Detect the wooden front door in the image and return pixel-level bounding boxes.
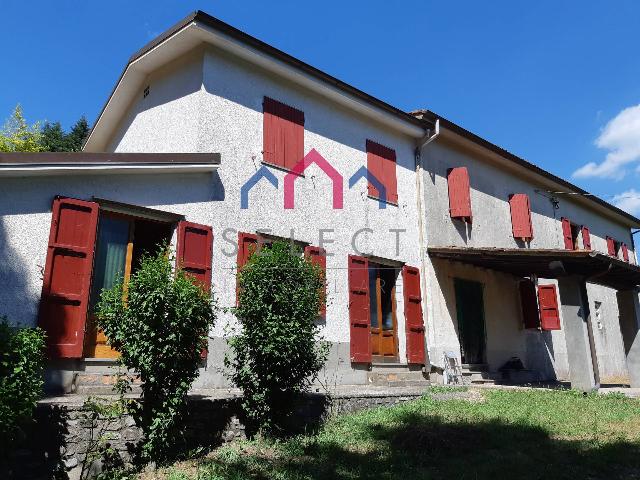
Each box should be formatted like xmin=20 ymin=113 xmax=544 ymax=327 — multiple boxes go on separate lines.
xmin=454 ymin=278 xmax=486 ymax=364
xmin=84 ymin=215 xmax=132 ymax=358
xmin=369 ymin=264 xmax=398 ymax=360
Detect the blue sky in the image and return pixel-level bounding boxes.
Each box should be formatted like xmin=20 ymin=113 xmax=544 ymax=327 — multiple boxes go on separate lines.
xmin=2 ymin=1 xmax=639 ymax=215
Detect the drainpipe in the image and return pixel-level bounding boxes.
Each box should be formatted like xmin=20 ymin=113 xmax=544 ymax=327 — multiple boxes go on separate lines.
xmin=414 ymin=119 xmax=440 ymax=371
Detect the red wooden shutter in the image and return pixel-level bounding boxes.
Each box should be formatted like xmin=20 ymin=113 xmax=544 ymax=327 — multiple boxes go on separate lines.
xmin=38 ymin=197 xmax=99 ymax=358
xmin=561 ymin=218 xmax=573 ymax=250
xmin=304 ymin=246 xmax=327 ymax=316
xmin=581 ymin=226 xmax=591 ymax=250
xmin=538 ymin=284 xmax=561 ymax=330
xmin=509 ymin=194 xmax=533 ymax=240
xmin=348 ymin=255 xmax=371 ymax=363
xmin=519 ymin=279 xmax=540 ymax=329
xmin=263 ymin=97 xmax=304 ymax=170
xmin=176 ymin=221 xmax=213 ymax=360
xmin=176 ymin=221 xmax=213 ymax=290
xmin=366 ymin=140 xmax=398 ymax=204
xmin=236 ymin=232 xmax=259 ymax=304
xmin=447 ymin=167 xmax=472 ymax=220
xmin=622 ymin=243 xmax=629 ymax=262
xmin=606 ymin=236 xmax=616 ymax=256
xmin=402 ymin=265 xmax=426 ymax=365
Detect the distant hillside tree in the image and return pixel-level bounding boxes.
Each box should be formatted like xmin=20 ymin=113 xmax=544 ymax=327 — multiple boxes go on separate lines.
xmin=0 ymin=105 xmax=43 ymax=152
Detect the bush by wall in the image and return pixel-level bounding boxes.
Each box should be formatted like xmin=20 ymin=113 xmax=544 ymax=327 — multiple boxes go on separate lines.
xmin=0 ymin=318 xmax=46 ymax=453
xmin=227 ymin=241 xmax=329 ymax=435
xmin=96 ymin=248 xmax=217 ymax=464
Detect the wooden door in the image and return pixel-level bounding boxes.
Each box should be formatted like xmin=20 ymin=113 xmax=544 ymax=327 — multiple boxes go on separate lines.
xmin=369 ymin=264 xmax=398 ymax=360
xmin=83 ymin=215 xmax=133 ymax=358
xmin=454 ymin=278 xmax=486 ymax=364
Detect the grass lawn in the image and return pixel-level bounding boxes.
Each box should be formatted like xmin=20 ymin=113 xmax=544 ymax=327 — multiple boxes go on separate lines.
xmin=155 ymin=387 xmax=640 ymax=480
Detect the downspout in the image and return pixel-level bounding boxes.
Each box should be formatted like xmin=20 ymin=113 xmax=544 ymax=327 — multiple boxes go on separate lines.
xmin=414 ymin=119 xmax=440 ymax=371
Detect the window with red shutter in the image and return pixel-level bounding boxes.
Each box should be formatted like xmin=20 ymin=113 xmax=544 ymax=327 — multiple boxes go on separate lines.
xmin=509 ymin=194 xmax=533 ymax=240
xmin=366 ymin=140 xmax=398 ymax=204
xmin=263 ymin=97 xmax=304 ymax=170
xmin=177 ymin=221 xmax=213 ymax=361
xmin=622 ymin=243 xmax=629 ymax=262
xmin=304 ymin=246 xmax=327 ymax=316
xmin=561 ymin=217 xmax=574 ymax=250
xmin=38 ymin=197 xmax=99 ymax=358
xmin=447 ymin=167 xmax=472 ymax=221
xmin=538 ymin=284 xmax=561 ymax=330
xmin=581 ymin=226 xmax=591 ymax=250
xmin=402 ymin=265 xmax=426 ymax=365
xmin=176 ymin=221 xmax=213 ymax=290
xmin=519 ymin=279 xmax=540 ymax=329
xmin=348 ymin=255 xmax=371 ymax=363
xmin=606 ymin=236 xmax=616 ymax=257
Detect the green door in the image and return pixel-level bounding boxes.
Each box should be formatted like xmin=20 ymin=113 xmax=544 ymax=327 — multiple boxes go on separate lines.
xmin=454 ymin=279 xmax=486 ymax=364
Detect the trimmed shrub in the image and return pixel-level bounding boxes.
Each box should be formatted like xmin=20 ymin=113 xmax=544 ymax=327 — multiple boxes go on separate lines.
xmin=226 ymin=241 xmax=329 ymax=434
xmin=0 ymin=318 xmax=46 ymax=451
xmin=96 ymin=247 xmax=217 ymax=464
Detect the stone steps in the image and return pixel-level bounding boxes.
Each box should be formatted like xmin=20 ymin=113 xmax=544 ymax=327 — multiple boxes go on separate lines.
xmin=367 ymin=363 xmax=430 ymax=387
xmin=72 ymin=372 xmax=143 ymax=395
xmin=461 ymin=364 xmax=495 ymax=385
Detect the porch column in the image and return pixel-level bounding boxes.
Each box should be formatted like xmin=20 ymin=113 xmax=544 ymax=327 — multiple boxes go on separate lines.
xmin=557 ymin=276 xmax=598 ymax=391
xmin=616 ymin=289 xmax=640 ymax=387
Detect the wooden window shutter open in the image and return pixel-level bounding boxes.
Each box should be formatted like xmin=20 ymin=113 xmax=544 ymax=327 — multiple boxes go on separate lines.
xmin=176 ymin=221 xmax=213 ymax=360
xmin=538 ymin=284 xmax=561 ymax=330
xmin=38 ymin=197 xmax=99 ymax=358
xmin=622 ymin=243 xmax=629 ymax=262
xmin=402 ymin=265 xmax=426 ymax=365
xmin=581 ymin=226 xmax=591 ymax=250
xmin=236 ymin=232 xmax=258 ymax=304
xmin=447 ymin=167 xmax=472 ymax=221
xmin=561 ymin=218 xmax=573 ymax=250
xmin=509 ymin=194 xmax=533 ymax=240
xmin=519 ymin=279 xmax=540 ymax=329
xmin=348 ymin=255 xmax=371 ymax=363
xmin=606 ymin=236 xmax=616 ymax=256
xmin=263 ymin=97 xmax=304 ymax=170
xmin=366 ymin=140 xmax=398 ymax=204
xmin=304 ymin=246 xmax=327 ymax=316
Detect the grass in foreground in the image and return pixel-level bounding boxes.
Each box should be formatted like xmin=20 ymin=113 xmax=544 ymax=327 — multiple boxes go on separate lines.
xmin=157 ymin=387 xmax=640 ymax=480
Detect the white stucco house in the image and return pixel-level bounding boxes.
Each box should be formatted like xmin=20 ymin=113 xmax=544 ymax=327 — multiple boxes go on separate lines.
xmin=1 ymin=11 xmax=639 ymax=393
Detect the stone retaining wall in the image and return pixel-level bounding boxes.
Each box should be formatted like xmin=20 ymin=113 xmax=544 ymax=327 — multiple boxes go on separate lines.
xmin=3 ymin=390 xmax=424 ymax=480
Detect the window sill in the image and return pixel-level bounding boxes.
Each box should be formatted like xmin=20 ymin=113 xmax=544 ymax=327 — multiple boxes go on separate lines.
xmin=367 ymin=195 xmax=398 ymax=207
xmin=261 ymin=161 xmax=304 ymax=177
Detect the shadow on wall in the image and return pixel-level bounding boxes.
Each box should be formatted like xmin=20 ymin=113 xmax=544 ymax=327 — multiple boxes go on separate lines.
xmin=194 ymin=409 xmax=640 ymax=480
xmin=0 ymin=216 xmax=38 ymax=326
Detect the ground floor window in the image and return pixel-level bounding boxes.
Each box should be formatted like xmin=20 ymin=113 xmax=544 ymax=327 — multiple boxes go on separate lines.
xmin=368 ymin=263 xmax=398 ymax=360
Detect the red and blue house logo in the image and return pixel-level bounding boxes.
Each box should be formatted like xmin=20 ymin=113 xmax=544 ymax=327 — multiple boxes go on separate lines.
xmin=240 ymin=149 xmax=387 ymax=209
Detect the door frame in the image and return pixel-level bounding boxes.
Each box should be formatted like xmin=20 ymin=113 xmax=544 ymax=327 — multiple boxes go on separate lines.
xmin=369 ymin=262 xmax=399 ymax=362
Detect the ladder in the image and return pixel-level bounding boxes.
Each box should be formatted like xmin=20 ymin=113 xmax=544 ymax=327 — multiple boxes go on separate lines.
xmin=443 ymin=351 xmax=466 ymax=385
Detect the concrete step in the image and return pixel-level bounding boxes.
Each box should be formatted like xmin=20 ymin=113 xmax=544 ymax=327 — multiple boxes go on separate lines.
xmin=461 ymin=364 xmax=495 ymax=385
xmin=367 ymin=367 xmax=430 ymax=387
xmin=72 ymin=372 xmax=142 ymax=395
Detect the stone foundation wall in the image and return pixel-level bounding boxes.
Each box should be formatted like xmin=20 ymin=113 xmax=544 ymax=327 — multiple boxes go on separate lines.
xmin=3 ymin=390 xmax=424 ymax=480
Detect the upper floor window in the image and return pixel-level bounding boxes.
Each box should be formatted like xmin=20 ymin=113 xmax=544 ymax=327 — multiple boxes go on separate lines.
xmin=606 ymin=236 xmax=629 ymax=262
xmin=447 ymin=167 xmax=472 ymax=222
xmin=509 ymin=193 xmax=533 ymax=241
xmin=366 ymin=140 xmax=398 ymax=204
xmin=262 ymin=96 xmax=305 ymax=171
xmin=561 ymin=217 xmax=581 ymax=250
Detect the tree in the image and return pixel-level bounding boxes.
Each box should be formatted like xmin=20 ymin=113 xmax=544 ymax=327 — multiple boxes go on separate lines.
xmin=66 ymin=116 xmax=90 ymax=151
xmin=0 ymin=105 xmax=43 ymax=152
xmin=226 ymin=241 xmax=329 ymax=435
xmin=41 ymin=121 xmax=68 ymax=152
xmin=96 ymin=247 xmax=217 ymax=464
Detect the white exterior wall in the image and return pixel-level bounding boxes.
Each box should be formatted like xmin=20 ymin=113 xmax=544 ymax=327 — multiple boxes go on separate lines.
xmin=421 ymin=138 xmax=632 ymax=382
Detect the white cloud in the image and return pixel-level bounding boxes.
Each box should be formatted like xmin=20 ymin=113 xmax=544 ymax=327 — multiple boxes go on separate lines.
xmin=573 ymin=104 xmax=640 ymax=180
xmin=612 ymin=189 xmax=640 ymax=216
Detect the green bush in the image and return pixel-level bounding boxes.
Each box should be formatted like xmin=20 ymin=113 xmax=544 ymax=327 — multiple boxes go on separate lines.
xmin=226 ymin=241 xmax=329 ymax=434
xmin=96 ymin=247 xmax=217 ymax=464
xmin=0 ymin=318 xmax=46 ymax=449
